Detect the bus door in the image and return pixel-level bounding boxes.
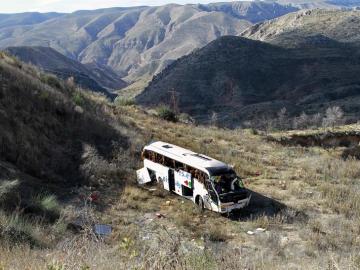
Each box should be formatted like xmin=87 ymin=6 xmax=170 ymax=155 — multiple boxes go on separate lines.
xmin=174 ymin=170 xmax=193 ymax=197
xmin=168 ymin=169 xmax=175 ymax=192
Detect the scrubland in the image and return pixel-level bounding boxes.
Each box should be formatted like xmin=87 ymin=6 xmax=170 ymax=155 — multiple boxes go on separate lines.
xmin=0 ymin=52 xmax=359 ymax=269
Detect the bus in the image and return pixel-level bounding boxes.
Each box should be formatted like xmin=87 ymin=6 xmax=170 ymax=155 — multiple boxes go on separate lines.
xmin=136 ymin=141 xmax=251 ymax=213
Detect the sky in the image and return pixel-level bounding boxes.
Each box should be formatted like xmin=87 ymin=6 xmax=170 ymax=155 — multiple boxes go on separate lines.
xmin=0 ymin=0 xmax=221 ymax=13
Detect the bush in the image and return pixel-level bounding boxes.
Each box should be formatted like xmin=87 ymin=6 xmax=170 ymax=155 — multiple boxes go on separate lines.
xmin=206 ymin=225 xmax=229 ymax=242
xmin=72 ymin=92 xmax=85 ymax=106
xmin=156 ymin=106 xmax=177 ymax=122
xmin=30 ymin=194 xmax=61 ymax=222
xmin=0 ymin=212 xmax=42 ymax=247
xmin=0 ymin=180 xmax=19 ymax=206
xmin=115 ymin=97 xmax=135 ymax=106
xmin=40 ymin=74 xmax=62 ymax=89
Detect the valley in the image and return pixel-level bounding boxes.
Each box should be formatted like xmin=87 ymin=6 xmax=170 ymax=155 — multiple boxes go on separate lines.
xmin=0 ymin=49 xmax=360 ymax=269
xmin=1 ymin=1 xmax=360 ymax=269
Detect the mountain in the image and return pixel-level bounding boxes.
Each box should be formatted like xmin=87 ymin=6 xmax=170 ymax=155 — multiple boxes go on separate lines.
xmin=5 ymin=46 xmax=125 ymax=98
xmin=136 ymin=35 xmax=360 ymax=127
xmin=241 ymin=9 xmax=360 ymax=47
xmin=197 ymin=1 xmax=298 ymax=23
xmin=268 ymin=0 xmax=360 ymax=9
xmin=0 ymin=2 xmax=298 ymax=83
xmin=0 ymin=12 xmax=63 ymax=29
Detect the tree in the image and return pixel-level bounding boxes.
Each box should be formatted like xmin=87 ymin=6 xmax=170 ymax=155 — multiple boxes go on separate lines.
xmin=293 ymin=112 xmax=309 ymax=130
xmin=210 ymin=111 xmax=218 ymax=126
xmin=277 ymin=107 xmax=287 ymax=130
xmin=156 ymin=106 xmax=177 ymax=122
xmin=311 ymin=112 xmax=322 ymax=128
xmin=322 ymin=106 xmax=344 ymax=129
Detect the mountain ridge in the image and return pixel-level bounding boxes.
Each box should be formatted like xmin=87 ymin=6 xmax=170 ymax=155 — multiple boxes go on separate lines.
xmin=240 ymin=9 xmax=360 ymax=46
xmin=5 ymin=46 xmax=126 ymax=98
xmin=0 ymin=2 xmax=298 ymax=83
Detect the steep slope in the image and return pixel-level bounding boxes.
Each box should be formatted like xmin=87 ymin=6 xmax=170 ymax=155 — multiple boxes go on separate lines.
xmin=0 ymin=2 xmax=297 ymax=82
xmin=137 ymin=36 xmax=360 ymax=127
xmin=241 ymin=9 xmax=360 ymax=46
xmin=0 ymin=51 xmax=139 ymax=195
xmin=199 ymin=1 xmax=298 ymax=23
xmin=5 ymin=46 xmax=125 ymax=98
xmin=264 ymin=0 xmax=360 ymax=9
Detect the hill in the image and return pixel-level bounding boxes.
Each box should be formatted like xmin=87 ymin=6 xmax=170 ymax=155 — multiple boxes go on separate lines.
xmin=0 ymin=2 xmax=298 ymax=83
xmin=0 ymin=51 xmax=138 ymax=191
xmin=136 ymin=35 xmax=360 ymax=127
xmin=0 ymin=53 xmax=359 ymax=269
xmin=241 ymin=9 xmax=360 ymax=47
xmin=5 ymin=46 xmax=126 ymax=98
xmin=198 ymin=1 xmax=298 ymax=23
xmin=272 ymin=0 xmax=360 ymax=9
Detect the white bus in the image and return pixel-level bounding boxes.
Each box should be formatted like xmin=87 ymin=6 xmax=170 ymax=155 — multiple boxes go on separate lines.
xmin=136 ymin=141 xmax=251 ymax=213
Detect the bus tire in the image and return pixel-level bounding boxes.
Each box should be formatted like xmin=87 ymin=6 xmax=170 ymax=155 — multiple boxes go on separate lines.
xmin=196 ymin=196 xmax=204 ymax=211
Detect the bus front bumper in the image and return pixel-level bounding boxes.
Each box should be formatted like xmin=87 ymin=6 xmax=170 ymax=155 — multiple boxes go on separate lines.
xmin=218 ymin=194 xmax=251 ymax=213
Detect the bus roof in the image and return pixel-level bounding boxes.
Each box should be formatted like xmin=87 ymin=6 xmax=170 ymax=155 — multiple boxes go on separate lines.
xmin=144 ymin=141 xmax=230 ymax=173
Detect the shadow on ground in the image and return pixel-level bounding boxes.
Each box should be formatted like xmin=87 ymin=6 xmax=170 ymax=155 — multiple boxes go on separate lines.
xmin=227 ymin=189 xmax=308 ymax=224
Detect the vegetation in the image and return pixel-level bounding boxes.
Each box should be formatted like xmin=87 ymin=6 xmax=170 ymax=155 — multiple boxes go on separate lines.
xmin=115 ymin=97 xmax=135 ymax=107
xmin=1 ymin=51 xmax=360 ymax=269
xmin=138 ymin=10 xmax=360 ymax=128
xmin=156 ymin=105 xmax=178 ymax=122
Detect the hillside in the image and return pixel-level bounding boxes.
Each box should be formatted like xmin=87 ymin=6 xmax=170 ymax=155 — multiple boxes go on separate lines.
xmin=0 ymin=51 xmax=139 ymax=190
xmin=198 ymin=1 xmax=298 ymax=23
xmin=266 ymin=0 xmax=360 ymax=9
xmin=241 ymin=9 xmax=360 ymax=47
xmin=5 ymin=46 xmax=125 ymax=98
xmin=136 ymin=35 xmax=360 ymax=127
xmin=0 ymin=2 xmax=297 ymax=83
xmin=0 ymin=54 xmax=359 ymax=269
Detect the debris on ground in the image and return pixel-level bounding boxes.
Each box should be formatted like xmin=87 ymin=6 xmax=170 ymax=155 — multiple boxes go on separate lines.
xmin=94 ymin=224 xmax=112 ymax=236
xmin=156 ymin=213 xmax=166 ymax=218
xmin=67 ymin=218 xmax=86 ymax=232
xmin=89 ymin=191 xmax=100 ymax=202
xmin=247 ymin=228 xmax=266 ymax=235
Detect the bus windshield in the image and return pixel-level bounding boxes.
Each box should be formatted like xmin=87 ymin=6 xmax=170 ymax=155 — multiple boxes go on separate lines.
xmin=209 ymin=168 xmax=244 ymax=195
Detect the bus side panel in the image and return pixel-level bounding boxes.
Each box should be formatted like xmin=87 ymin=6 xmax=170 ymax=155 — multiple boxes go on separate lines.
xmin=144 ymin=159 xmax=170 ymax=190
xmin=174 ymin=170 xmax=192 ymax=196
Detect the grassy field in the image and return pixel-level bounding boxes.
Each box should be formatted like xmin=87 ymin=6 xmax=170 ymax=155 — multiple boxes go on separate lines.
xmin=2 ymin=104 xmax=360 ymax=269
xmin=0 ymin=53 xmax=359 ymax=269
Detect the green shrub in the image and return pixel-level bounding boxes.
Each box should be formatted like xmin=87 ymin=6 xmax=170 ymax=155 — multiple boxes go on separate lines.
xmin=0 ymin=212 xmax=42 ymax=247
xmin=72 ymin=92 xmax=85 ymax=106
xmin=115 ymin=97 xmax=135 ymax=106
xmin=47 ymin=261 xmax=65 ymax=270
xmin=156 ymin=106 xmax=177 ymax=122
xmin=206 ymin=225 xmax=229 ymax=242
xmin=184 ymin=251 xmax=216 ymax=270
xmin=31 ymin=194 xmax=61 ymax=221
xmin=0 ymin=180 xmax=19 ymax=202
xmin=40 ymin=74 xmax=61 ymax=89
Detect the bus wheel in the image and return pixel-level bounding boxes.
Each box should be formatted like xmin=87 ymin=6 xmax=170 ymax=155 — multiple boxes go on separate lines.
xmin=197 ymin=196 xmax=204 ymax=211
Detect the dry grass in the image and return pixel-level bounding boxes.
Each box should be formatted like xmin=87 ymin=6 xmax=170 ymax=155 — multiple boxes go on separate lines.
xmin=1 ymin=53 xmax=360 ymax=268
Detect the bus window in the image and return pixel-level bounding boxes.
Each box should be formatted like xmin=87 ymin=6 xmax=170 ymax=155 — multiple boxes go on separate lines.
xmin=182 ymin=185 xmax=193 ymax=197
xmin=205 ymin=180 xmax=218 ymax=205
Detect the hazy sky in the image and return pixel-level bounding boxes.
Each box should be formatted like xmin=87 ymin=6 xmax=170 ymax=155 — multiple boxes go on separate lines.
xmin=0 ymin=0 xmax=222 ymax=13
